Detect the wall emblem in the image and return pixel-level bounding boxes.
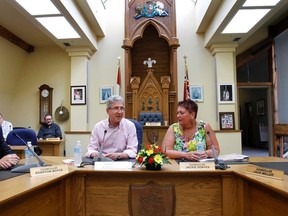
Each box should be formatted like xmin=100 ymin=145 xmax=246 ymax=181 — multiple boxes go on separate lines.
xmin=134 ymin=1 xmax=169 ymax=19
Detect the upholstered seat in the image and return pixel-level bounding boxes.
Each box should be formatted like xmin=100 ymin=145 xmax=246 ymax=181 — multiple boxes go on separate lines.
xmin=128 ymin=119 xmax=143 ymax=152
xmin=138 ymin=112 xmax=163 ymax=126
xmin=6 ymin=128 xmax=42 ymax=155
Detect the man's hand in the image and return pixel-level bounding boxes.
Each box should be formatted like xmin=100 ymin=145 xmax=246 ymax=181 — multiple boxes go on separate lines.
xmin=0 ymin=154 xmax=20 ymax=169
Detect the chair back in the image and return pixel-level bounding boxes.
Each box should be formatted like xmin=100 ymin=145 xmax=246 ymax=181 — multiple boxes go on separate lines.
xmin=6 ymin=128 xmax=38 ymax=146
xmin=138 ymin=112 xmax=163 ymax=126
xmin=128 ymin=119 xmax=143 ymax=152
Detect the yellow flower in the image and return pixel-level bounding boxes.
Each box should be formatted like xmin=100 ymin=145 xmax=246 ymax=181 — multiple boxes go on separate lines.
xmin=146 ymin=149 xmax=154 ymax=156
xmin=154 ymin=154 xmax=163 ymax=164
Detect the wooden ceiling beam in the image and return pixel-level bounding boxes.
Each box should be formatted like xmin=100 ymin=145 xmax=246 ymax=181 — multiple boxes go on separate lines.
xmin=0 ymin=25 xmax=34 ymax=53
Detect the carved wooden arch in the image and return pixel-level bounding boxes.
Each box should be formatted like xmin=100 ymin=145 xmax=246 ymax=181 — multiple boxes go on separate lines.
xmin=138 ymin=69 xmax=164 ymax=112
xmin=130 ymin=69 xmax=170 ymax=122
xmin=123 ymin=0 xmax=179 ymax=124
xmin=129 ymin=20 xmax=174 ymax=47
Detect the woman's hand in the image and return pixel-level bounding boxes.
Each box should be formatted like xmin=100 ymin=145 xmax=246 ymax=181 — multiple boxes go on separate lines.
xmin=186 ymin=151 xmax=207 ymax=161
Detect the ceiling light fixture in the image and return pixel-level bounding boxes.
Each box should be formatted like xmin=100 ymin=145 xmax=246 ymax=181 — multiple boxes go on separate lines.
xmin=15 ymin=0 xmax=60 ymax=15
xmin=15 ymin=0 xmax=80 ymax=39
xmin=222 ymin=0 xmax=280 ymax=34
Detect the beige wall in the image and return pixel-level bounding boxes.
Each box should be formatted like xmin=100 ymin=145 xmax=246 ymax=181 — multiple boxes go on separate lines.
xmin=0 ymin=0 xmax=241 ymax=156
xmin=0 ymin=37 xmax=70 ymax=137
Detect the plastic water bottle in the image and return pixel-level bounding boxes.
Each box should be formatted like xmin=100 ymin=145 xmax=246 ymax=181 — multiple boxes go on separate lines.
xmin=197 ymin=141 xmax=205 ymax=152
xmin=25 ymin=141 xmax=34 ymax=165
xmin=74 ymin=141 xmax=82 ymax=166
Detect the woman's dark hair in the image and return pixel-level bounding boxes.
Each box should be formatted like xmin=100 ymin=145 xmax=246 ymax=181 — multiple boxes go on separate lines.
xmin=178 ymin=99 xmax=198 ymax=119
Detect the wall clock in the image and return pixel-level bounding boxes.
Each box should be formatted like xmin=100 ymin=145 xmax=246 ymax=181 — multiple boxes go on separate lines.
xmin=39 ymin=84 xmax=53 ymax=124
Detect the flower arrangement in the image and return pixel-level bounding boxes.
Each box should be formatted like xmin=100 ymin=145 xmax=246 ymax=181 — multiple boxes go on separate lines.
xmin=135 ymin=144 xmax=170 ymax=169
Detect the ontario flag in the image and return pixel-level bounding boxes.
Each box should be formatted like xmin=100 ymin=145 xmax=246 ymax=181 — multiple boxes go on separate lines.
xmin=116 ymin=58 xmax=121 ymax=95
xmin=183 ymin=56 xmax=190 ymax=100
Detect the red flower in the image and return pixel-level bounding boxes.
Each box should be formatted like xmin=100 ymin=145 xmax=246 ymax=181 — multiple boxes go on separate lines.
xmin=154 ymin=148 xmax=160 ymax=154
xmin=137 ymin=156 xmax=143 ymax=163
xmin=148 ymin=157 xmax=154 ymax=164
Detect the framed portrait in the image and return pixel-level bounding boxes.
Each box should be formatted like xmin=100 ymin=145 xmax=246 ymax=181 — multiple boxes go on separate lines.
xmin=256 ymin=100 xmax=265 ymax=116
xmin=219 ymin=112 xmax=235 ymax=130
xmin=190 ymin=85 xmax=203 ymax=102
xmin=99 ymin=86 xmax=113 ymax=103
xmin=218 ymin=83 xmax=235 ymax=104
xmin=70 ymin=86 xmax=86 ymax=105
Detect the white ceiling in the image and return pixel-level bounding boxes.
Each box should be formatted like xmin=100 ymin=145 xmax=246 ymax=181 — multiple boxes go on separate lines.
xmin=0 ymin=0 xmax=288 ymax=55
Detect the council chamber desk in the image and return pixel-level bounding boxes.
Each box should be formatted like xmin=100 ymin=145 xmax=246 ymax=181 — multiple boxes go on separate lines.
xmin=9 ymin=139 xmax=64 ymax=158
xmin=0 ymin=157 xmax=288 ymax=216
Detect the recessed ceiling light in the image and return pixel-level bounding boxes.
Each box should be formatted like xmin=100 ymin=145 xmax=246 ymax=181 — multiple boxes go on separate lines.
xmin=243 ymin=0 xmax=280 ymax=7
xmin=36 ymin=17 xmax=80 ymax=39
xmin=222 ymin=9 xmax=270 ymax=34
xmin=15 ymin=0 xmax=61 ymax=15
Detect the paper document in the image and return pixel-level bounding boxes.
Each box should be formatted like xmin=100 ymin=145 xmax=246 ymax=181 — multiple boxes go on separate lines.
xmin=199 ymin=153 xmax=249 ymax=162
xmin=218 ymin=153 xmax=249 ymax=162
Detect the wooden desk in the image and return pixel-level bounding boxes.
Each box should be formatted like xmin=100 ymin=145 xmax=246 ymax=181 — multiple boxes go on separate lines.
xmin=37 ymin=139 xmax=64 ymax=156
xmin=10 ymin=140 xmax=64 ymax=158
xmin=143 ymin=125 xmax=169 ymax=146
xmin=0 ymin=157 xmax=288 ymax=216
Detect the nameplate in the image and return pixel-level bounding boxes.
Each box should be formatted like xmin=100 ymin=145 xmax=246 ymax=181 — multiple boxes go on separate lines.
xmin=30 ymin=165 xmax=69 ymax=177
xmin=46 ymin=137 xmax=60 ymax=141
xmin=145 ymin=122 xmax=161 ymax=126
xmin=246 ymin=165 xmax=284 ymax=180
xmin=94 ymin=162 xmax=133 ymax=170
xmin=179 ymin=162 xmax=215 ymax=171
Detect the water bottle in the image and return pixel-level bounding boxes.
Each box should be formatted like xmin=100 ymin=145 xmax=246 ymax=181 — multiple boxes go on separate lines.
xmin=25 ymin=141 xmax=34 ymax=165
xmin=196 ymin=141 xmax=205 ymax=152
xmin=74 ymin=141 xmax=82 ymax=166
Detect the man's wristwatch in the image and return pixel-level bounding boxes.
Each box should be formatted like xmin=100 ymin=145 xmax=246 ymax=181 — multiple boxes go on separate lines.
xmin=117 ymin=153 xmax=121 ymax=160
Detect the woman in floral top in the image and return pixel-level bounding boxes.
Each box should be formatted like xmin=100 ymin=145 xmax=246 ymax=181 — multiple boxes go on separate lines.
xmin=162 ymin=99 xmax=220 ymax=161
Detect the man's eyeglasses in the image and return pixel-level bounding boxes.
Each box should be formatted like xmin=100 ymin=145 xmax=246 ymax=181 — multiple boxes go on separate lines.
xmin=109 ymin=107 xmax=125 ymax=112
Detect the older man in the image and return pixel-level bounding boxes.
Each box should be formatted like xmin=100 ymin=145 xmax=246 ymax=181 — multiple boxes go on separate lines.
xmin=86 ymin=95 xmax=138 ymax=160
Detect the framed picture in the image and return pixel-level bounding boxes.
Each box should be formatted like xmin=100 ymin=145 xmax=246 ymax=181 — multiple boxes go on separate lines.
xmin=190 ymin=85 xmax=203 ymax=102
xmin=70 ymin=86 xmax=86 ymax=105
xmin=256 ymin=100 xmax=265 ymax=116
xmin=99 ymin=86 xmax=113 ymax=103
xmin=218 ymin=83 xmax=235 ymax=104
xmin=219 ymin=112 xmax=235 ymax=130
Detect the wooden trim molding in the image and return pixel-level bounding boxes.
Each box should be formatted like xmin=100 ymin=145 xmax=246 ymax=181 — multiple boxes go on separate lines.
xmin=0 ymin=25 xmax=34 ymax=53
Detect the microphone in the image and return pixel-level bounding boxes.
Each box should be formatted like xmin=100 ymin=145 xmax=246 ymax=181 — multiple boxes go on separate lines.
xmin=93 ymin=129 xmax=112 ymax=162
xmin=11 ymin=132 xmax=48 ymax=173
xmin=207 ymin=131 xmax=228 ymax=170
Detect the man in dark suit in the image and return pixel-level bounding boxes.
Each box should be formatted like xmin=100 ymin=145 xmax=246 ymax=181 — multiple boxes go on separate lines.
xmin=0 ymin=128 xmax=19 ymax=169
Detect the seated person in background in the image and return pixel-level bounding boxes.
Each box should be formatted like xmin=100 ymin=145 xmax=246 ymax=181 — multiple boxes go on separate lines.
xmin=0 ymin=113 xmax=13 ymax=140
xmin=0 ymin=126 xmax=19 ymax=170
xmin=37 ymin=114 xmax=62 ymax=140
xmin=85 ymin=95 xmax=138 ymax=160
xmin=162 ymin=99 xmax=220 ymax=161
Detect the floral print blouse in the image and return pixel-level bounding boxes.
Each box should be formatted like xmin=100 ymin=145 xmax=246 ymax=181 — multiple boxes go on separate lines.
xmin=172 ymin=121 xmax=206 ymax=152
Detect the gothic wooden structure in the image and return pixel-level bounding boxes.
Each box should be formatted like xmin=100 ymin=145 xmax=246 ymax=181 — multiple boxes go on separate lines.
xmin=122 ymin=0 xmax=179 ymax=124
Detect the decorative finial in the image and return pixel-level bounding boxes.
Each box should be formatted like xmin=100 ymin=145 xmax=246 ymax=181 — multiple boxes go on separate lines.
xmin=143 ymin=57 xmax=156 ymax=68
